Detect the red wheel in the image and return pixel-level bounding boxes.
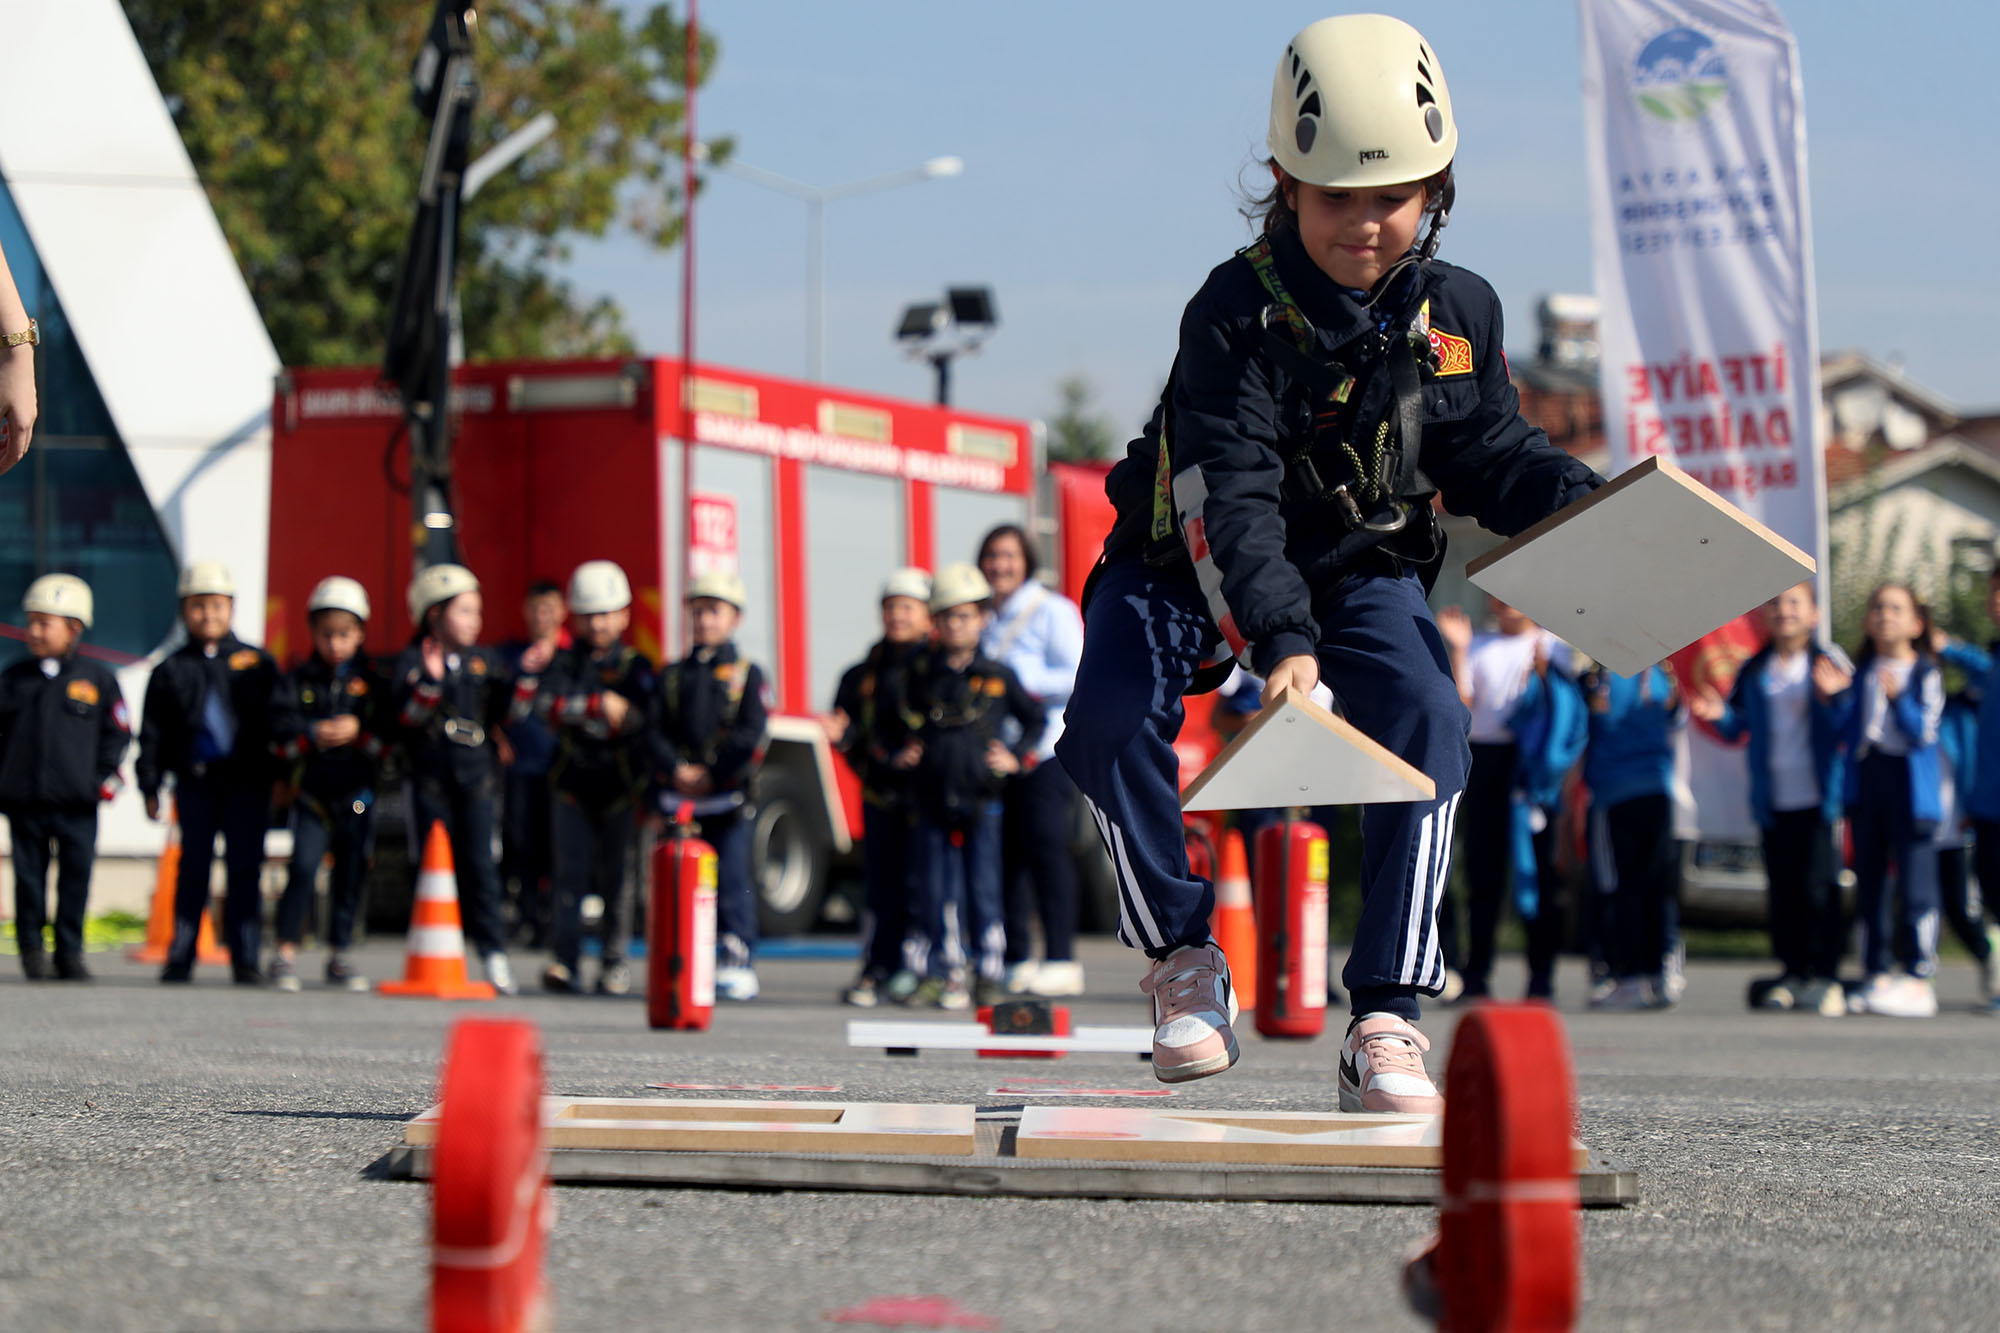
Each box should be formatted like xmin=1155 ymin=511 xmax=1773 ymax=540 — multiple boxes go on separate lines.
xmin=432 ymin=1018 xmax=548 ymax=1333
xmin=1437 ymin=1004 xmax=1578 ymax=1332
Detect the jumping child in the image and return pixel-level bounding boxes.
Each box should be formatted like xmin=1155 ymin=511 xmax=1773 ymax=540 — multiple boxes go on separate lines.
xmin=1054 ymin=14 xmax=1601 ymax=1100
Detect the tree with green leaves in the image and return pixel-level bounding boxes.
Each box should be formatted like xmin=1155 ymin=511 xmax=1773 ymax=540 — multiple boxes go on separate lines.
xmin=1045 ymin=374 xmax=1120 ymax=463
xmin=122 ymin=0 xmax=730 ymax=366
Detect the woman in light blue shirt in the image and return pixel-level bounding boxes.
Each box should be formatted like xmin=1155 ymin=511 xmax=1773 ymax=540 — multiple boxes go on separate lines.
xmin=978 ymin=525 xmax=1086 ymax=995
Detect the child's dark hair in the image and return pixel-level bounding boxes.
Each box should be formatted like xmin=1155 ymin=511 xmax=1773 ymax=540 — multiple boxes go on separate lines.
xmin=976 ymin=524 xmax=1040 ymax=580
xmin=1852 ymin=581 xmax=1932 ymax=671
xmin=1241 ymin=160 xmax=1452 ymax=237
xmin=527 ymin=580 xmax=563 ymax=599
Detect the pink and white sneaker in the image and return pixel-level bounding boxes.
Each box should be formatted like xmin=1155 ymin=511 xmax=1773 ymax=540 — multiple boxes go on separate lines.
xmin=1339 ymin=1013 xmax=1444 ymax=1114
xmin=1140 ymin=943 xmax=1240 ymax=1083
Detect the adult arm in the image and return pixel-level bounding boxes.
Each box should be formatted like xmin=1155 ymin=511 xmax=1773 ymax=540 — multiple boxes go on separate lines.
xmin=1010 ymin=596 xmax=1085 ymax=704
xmin=0 ymin=239 xmax=35 ymax=475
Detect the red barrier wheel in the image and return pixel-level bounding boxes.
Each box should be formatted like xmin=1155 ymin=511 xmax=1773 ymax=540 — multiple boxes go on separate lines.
xmin=432 ymin=1017 xmax=548 ymax=1333
xmin=1436 ymin=1004 xmax=1578 ymax=1332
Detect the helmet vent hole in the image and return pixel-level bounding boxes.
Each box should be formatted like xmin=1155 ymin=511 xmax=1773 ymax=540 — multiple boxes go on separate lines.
xmin=1417 ymin=58 xmax=1433 ymax=84
xmin=1295 ymin=69 xmax=1312 ymax=98
xmin=1289 ymin=49 xmax=1300 ymax=77
xmin=1295 ymin=117 xmax=1317 ymax=155
xmin=1298 ymin=91 xmax=1322 ymax=119
xmin=1424 ymin=105 xmax=1445 ymax=143
xmin=1416 ymin=85 xmax=1436 ymax=108
xmin=1421 ymin=42 xmax=1433 ymax=64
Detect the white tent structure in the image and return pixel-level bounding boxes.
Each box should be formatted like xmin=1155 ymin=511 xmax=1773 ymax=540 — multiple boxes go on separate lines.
xmin=0 ymin=0 xmax=281 ymax=854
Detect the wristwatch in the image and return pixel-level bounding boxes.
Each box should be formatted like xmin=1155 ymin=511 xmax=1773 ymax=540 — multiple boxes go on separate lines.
xmin=1 ymin=318 xmax=37 ymax=349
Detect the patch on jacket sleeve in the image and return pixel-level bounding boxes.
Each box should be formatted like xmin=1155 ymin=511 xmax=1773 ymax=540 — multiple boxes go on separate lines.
xmin=67 ymin=678 xmax=100 ymax=706
xmin=228 ymin=649 xmax=261 ymax=671
xmin=1427 ymin=326 xmax=1474 ymax=378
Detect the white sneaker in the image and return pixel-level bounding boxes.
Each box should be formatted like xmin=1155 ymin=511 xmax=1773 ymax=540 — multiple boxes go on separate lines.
xmin=1794 ymin=977 xmax=1845 ymax=1017
xmin=1593 ymin=977 xmax=1658 ymax=1012
xmin=1003 ymin=961 xmax=1041 ymax=994
xmin=1339 ymin=1014 xmax=1443 ymax=1114
xmin=1028 ymin=960 xmax=1085 ymax=997
xmin=1982 ymin=926 xmax=2000 ymax=1002
xmin=1140 ymin=943 xmax=1240 ymax=1084
xmin=715 ymin=966 xmax=760 ymax=1002
xmin=1661 ymin=944 xmax=1687 ymax=1004
xmin=484 ymin=951 xmax=518 ymax=996
xmin=1851 ymin=973 xmax=1937 ymax=1018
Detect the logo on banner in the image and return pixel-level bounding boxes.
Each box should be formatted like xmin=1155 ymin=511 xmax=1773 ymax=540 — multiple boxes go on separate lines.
xmin=1633 ymin=26 xmax=1728 ymax=123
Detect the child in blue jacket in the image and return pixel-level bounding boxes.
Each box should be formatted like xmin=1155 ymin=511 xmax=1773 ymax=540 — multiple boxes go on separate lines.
xmin=1582 ymin=661 xmax=1684 ymax=1009
xmin=1504 ymin=655 xmax=1588 ymax=1002
xmin=1693 ymin=582 xmax=1851 ymax=1015
xmin=1835 ymin=584 xmax=1945 ymax=1018
xmin=1929 ymin=579 xmax=2000 ymax=1011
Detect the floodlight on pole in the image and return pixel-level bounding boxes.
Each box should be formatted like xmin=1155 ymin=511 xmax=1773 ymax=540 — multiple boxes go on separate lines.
xmin=462 ymin=110 xmax=557 ymax=202
xmin=702 ymin=150 xmax=965 ymax=380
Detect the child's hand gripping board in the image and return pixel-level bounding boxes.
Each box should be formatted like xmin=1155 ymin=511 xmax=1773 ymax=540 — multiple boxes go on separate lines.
xmin=1180 ymin=687 xmax=1435 ymax=812
xmin=1464 ymin=457 xmax=1815 ymax=678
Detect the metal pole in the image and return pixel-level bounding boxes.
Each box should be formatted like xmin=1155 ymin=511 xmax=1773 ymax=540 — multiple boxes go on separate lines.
xmin=931 ymin=351 xmax=951 ymax=407
xmin=807 ymin=196 xmax=824 ymax=382
xmin=679 ymin=0 xmax=699 ymax=661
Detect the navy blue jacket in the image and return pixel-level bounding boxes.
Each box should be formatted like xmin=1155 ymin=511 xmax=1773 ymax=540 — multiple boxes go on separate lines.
xmin=1709 ymin=642 xmax=1849 ymax=827
xmin=137 ymin=633 xmax=279 ymax=796
xmin=0 ymin=654 xmax=130 ymax=809
xmin=1831 ymin=654 xmax=1944 ymax=826
xmin=1101 ymin=226 xmax=1601 ymax=676
xmin=1939 ymin=639 xmax=2000 ymax=822
xmin=1581 ymin=664 xmax=1684 ymax=810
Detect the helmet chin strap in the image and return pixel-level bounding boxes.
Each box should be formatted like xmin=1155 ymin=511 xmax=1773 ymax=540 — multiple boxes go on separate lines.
xmin=1363 ymin=169 xmax=1454 ymax=311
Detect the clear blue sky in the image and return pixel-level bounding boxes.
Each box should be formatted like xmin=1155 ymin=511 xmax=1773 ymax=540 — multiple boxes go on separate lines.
xmin=563 ymin=0 xmax=1999 ymax=434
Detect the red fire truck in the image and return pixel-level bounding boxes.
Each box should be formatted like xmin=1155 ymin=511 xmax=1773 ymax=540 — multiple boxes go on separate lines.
xmin=268 ymin=357 xmax=1212 ymax=933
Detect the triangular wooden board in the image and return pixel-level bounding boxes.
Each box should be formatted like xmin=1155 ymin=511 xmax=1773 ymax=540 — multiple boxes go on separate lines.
xmin=1464 ymin=456 xmax=1815 ymax=677
xmin=1180 ymin=687 xmax=1435 ymax=811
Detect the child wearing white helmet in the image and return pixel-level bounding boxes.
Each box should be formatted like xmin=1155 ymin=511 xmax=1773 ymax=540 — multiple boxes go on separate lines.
xmin=0 ymin=574 xmax=130 ymax=980
xmin=826 ymin=566 xmax=935 ymax=1006
xmin=651 ymin=569 xmax=769 ymax=1001
xmin=390 ymin=562 xmax=540 ymax=995
xmin=139 ymin=562 xmax=281 ymax=985
xmin=1056 ymin=15 xmax=1603 ymax=1105
xmin=534 ymin=560 xmax=656 ymax=996
xmin=267 ymin=576 xmax=388 ymax=992
xmin=903 ymin=564 xmax=1046 ymax=1009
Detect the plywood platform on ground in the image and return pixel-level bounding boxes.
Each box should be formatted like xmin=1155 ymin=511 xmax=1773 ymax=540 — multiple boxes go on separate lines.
xmin=384 ymin=1102 xmax=1636 ymax=1206
xmin=402 ymin=1097 xmax=976 ymax=1156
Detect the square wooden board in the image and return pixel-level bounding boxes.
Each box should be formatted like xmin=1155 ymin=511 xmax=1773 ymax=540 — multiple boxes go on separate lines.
xmin=403 ymin=1097 xmax=977 ymax=1156
xmin=1464 ymin=457 xmax=1814 ymax=677
xmin=1180 ymin=687 xmax=1436 ymax=811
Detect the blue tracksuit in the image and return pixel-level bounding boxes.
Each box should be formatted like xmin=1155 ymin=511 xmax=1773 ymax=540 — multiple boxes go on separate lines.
xmin=1583 ymin=665 xmax=1684 ymax=980
xmin=1836 ymin=655 xmax=1944 ymax=979
xmin=1707 ymin=642 xmax=1849 ymax=827
xmin=1058 ymin=225 xmax=1601 ymax=1022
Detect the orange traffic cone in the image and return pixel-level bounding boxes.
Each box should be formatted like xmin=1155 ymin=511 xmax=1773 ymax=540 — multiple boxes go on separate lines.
xmin=380 ymin=822 xmax=496 ymax=1000
xmin=1211 ymin=827 xmax=1258 ymax=1010
xmin=127 ymin=805 xmax=229 ymax=965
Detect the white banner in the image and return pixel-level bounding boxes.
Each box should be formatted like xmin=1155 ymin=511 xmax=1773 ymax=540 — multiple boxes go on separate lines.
xmin=1581 ymin=0 xmax=1824 ymax=840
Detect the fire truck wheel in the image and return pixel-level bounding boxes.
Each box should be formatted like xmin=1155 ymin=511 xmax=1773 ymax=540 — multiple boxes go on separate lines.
xmin=752 ymin=770 xmax=828 ymax=937
xmin=1436 ymin=1003 xmax=1579 ymax=1332
xmin=433 ymin=1017 xmax=548 ymax=1333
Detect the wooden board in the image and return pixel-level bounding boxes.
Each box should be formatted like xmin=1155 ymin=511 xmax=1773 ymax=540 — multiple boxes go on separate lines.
xmin=1464 ymin=457 xmax=1814 ymax=677
xmin=404 ymin=1097 xmax=976 ymax=1156
xmin=1179 ymin=688 xmax=1436 ymax=812
xmin=1015 ymin=1107 xmax=1590 ymax=1170
xmin=847 ymin=1020 xmax=1153 ymax=1056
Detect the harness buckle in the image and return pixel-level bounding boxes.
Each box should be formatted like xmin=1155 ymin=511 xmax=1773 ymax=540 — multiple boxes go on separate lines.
xmin=442 ymin=717 xmax=487 ymax=747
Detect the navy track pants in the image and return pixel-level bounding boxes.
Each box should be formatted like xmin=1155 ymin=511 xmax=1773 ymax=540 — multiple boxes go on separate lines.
xmin=1055 ymin=555 xmax=1470 ymax=1021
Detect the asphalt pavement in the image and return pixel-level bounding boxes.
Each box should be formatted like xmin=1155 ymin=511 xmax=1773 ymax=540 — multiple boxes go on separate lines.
xmin=2 ymin=937 xmax=1997 ymax=1331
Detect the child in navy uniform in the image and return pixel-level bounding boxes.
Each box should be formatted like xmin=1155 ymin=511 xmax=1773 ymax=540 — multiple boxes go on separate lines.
xmin=139 ymin=562 xmax=279 ymax=984
xmin=1693 ymin=582 xmax=1852 ymax=1015
xmin=393 ymin=563 xmax=540 ymax=996
xmin=498 ymin=580 xmax=568 ymax=948
xmin=827 ymin=567 xmax=934 ymax=1007
xmin=905 ymin=564 xmax=1045 ymax=1009
xmin=0 ymin=575 xmax=130 ymax=980
xmin=1582 ymin=661 xmax=1685 ymax=1010
xmin=537 ymin=560 xmax=655 ymax=996
xmin=1055 ymin=15 xmax=1600 ymax=1099
xmin=268 ymin=577 xmax=387 ymax=992
xmin=1834 ymin=584 xmax=1944 ymax=1018
xmin=652 ymin=570 xmax=769 ymax=1001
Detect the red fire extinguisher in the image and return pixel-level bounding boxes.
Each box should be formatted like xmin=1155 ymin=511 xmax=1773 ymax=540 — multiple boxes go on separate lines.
xmin=647 ymin=808 xmax=716 ymax=1031
xmin=1254 ymin=816 xmax=1329 ymax=1039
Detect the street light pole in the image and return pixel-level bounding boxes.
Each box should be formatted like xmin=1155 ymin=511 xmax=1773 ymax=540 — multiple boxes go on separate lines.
xmin=705 ymin=154 xmax=963 ymax=380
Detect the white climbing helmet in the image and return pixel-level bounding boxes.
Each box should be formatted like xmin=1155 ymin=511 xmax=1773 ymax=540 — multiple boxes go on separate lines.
xmin=928 ymin=563 xmax=992 ymax=614
xmin=568 ymin=560 xmax=633 ymax=616
xmin=1268 ymin=14 xmax=1457 ymax=189
xmin=686 ymin=569 xmax=747 ymax=610
xmin=178 ymin=561 xmax=237 ymax=599
xmin=307 ymin=575 xmax=372 ymax=622
xmin=880 ymin=567 xmax=933 ymax=605
xmin=407 ymin=562 xmax=480 ymax=624
xmin=22 ymin=573 xmax=94 ymax=629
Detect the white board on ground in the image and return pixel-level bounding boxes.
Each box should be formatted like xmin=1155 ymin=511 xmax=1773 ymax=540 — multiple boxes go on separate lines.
xmin=846 ymin=1020 xmax=1154 ymax=1055
xmin=1015 ymin=1106 xmax=1446 ymax=1167
xmin=1180 ymin=688 xmax=1436 ymax=812
xmin=403 ymin=1097 xmax=976 ymax=1155
xmin=1464 ymin=457 xmax=1814 ymax=677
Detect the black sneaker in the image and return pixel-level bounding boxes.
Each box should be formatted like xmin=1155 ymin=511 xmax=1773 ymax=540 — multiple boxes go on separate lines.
xmin=20 ymin=951 xmax=51 ymax=981
xmin=541 ymin=962 xmax=581 ymax=995
xmin=52 ymin=954 xmax=92 ymax=982
xmin=232 ymin=964 xmax=269 ymax=987
xmin=324 ymin=953 xmax=369 ymax=992
xmin=268 ymin=955 xmax=302 ymax=993
xmin=973 ymin=977 xmax=1007 ymax=1008
xmin=596 ymin=962 xmax=633 ymax=996
xmin=841 ymin=973 xmax=883 ymax=1007
xmin=160 ymin=961 xmax=194 ymax=984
